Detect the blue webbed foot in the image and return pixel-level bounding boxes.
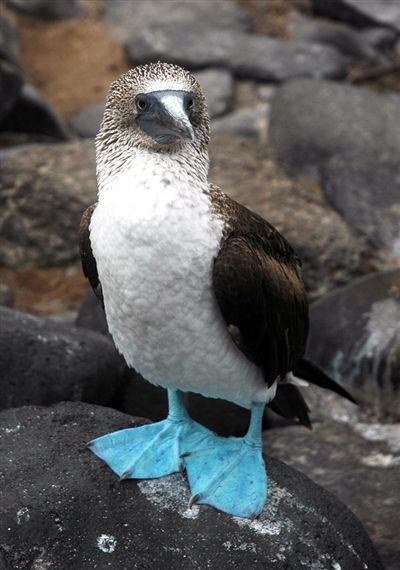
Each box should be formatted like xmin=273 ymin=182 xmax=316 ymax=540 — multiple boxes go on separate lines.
xmin=88 ymin=417 xmax=188 ymax=479
xmin=182 ymin=433 xmax=267 ymax=518
xmin=182 ymin=401 xmax=267 ymax=518
xmin=88 ymin=389 xmax=212 ymax=481
xmin=88 ymin=389 xmax=267 ymax=519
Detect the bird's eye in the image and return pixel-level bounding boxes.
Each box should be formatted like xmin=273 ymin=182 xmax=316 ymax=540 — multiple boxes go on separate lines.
xmin=136 ymin=97 xmax=147 ymax=111
xmin=187 ymin=97 xmax=194 ymax=110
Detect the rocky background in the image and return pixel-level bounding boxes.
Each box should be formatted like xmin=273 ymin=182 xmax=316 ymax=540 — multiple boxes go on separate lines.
xmin=0 ymin=1 xmax=400 ymax=569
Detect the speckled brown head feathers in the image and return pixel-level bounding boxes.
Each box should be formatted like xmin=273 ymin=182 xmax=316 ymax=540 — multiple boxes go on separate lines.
xmin=96 ymin=63 xmax=210 ymax=155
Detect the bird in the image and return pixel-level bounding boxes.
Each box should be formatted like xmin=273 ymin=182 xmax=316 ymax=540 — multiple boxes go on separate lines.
xmin=79 ymin=62 xmax=356 ymax=518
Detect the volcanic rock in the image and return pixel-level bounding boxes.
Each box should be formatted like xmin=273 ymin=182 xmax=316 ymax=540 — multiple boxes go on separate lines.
xmin=104 ymin=0 xmax=250 ymax=42
xmin=289 ymin=11 xmax=385 ymax=62
xmin=0 ymin=306 xmax=124 ymax=410
xmin=0 ymin=402 xmax=383 ymax=569
xmin=266 ymin=420 xmax=400 ymax=570
xmin=306 ymin=270 xmax=400 ymax=420
xmin=0 ymin=84 xmax=70 ymax=141
xmin=212 ymin=105 xmax=269 ymax=139
xmin=126 ymin=25 xmax=347 ymax=81
xmin=0 ymin=140 xmax=96 ymax=267
xmin=4 ymin=0 xmax=81 ymax=20
xmin=0 ymin=12 xmax=19 ymax=67
xmin=0 ymin=59 xmax=23 ymax=126
xmin=195 ymin=68 xmax=233 ymax=118
xmin=313 ymin=0 xmax=400 ymax=33
xmin=70 ymin=102 xmax=104 ymax=138
xmin=269 ymin=80 xmax=400 ymax=254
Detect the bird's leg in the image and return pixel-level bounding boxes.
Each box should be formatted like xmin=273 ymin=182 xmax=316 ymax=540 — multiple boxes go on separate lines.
xmin=166 ymin=388 xmax=188 ymax=422
xmin=87 ymin=389 xmax=206 ymax=480
xmin=244 ymin=401 xmax=264 ymax=447
xmin=182 ymin=402 xmax=268 ymax=518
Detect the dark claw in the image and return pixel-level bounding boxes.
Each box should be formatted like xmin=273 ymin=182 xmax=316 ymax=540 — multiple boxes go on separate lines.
xmin=180 ymin=451 xmax=191 ymax=458
xmin=119 ymin=470 xmax=132 ymax=481
xmin=188 ymin=493 xmax=201 ymax=509
xmin=179 ymin=463 xmax=186 ymax=476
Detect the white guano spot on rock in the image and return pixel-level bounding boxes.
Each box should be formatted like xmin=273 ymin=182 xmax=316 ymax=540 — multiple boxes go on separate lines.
xmin=354 ymin=422 xmax=400 ymax=453
xmin=138 ymin=474 xmax=200 ymax=520
xmin=351 ymin=298 xmax=400 ymax=393
xmin=362 ymin=452 xmax=400 ymax=467
xmin=97 ymin=534 xmax=117 ymax=554
xmin=136 ymin=471 xmax=368 ymax=568
xmin=16 ymin=507 xmax=30 ymax=525
xmin=232 ymin=481 xmax=289 ymax=537
xmin=2 ymin=424 xmax=22 ymax=434
xmin=31 ymin=555 xmax=52 ymax=570
xmin=223 ymin=541 xmax=257 ymax=553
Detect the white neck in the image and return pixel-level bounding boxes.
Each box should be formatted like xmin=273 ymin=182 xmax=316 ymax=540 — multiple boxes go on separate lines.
xmin=96 ymin=139 xmax=209 ymax=196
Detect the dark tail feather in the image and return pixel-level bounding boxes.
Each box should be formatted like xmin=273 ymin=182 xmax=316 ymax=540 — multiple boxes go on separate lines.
xmin=293 ymin=358 xmax=358 ymax=405
xmin=269 ymin=384 xmax=312 ymax=429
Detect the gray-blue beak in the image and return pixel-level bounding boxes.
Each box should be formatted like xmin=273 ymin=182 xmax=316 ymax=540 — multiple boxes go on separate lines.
xmin=135 ymin=89 xmax=195 ymax=145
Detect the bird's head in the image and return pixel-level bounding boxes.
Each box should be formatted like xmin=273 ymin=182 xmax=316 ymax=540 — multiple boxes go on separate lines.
xmin=97 ymin=63 xmax=210 ymax=156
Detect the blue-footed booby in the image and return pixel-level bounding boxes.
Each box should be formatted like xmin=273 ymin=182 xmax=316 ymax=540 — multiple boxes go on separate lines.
xmin=79 ymin=62 xmax=355 ymax=518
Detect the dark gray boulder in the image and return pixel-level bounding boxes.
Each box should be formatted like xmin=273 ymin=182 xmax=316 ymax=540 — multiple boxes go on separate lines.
xmin=0 ymin=83 xmax=71 ymax=140
xmin=0 ymin=402 xmax=383 ymax=569
xmin=0 ymin=13 xmax=20 ymax=67
xmin=230 ymin=35 xmax=347 ymax=82
xmin=361 ymin=26 xmax=398 ymax=51
xmin=104 ymin=0 xmax=250 ymax=42
xmin=269 ymin=80 xmax=400 ymax=254
xmin=0 ymin=140 xmax=96 ymax=268
xmin=266 ymin=420 xmax=400 ymax=570
xmin=70 ymin=101 xmax=104 ymax=139
xmin=321 ymin=151 xmax=400 ymax=255
xmin=289 ymin=11 xmax=387 ymax=62
xmin=269 ymin=79 xmax=400 ymax=179
xmin=313 ymin=0 xmax=400 ymax=33
xmin=4 ymin=0 xmax=81 ymax=20
xmin=306 ymin=270 xmax=400 ymax=420
xmin=0 ymin=306 xmax=124 ymax=410
xmin=0 ymin=11 xmax=22 ymax=126
xmin=195 ymin=68 xmax=233 ymax=118
xmin=126 ymin=25 xmax=347 ymax=81
xmin=212 ymin=105 xmax=269 ymax=139
xmin=0 ymin=59 xmax=23 ymax=126
xmin=125 ymin=25 xmax=233 ymax=69
xmin=76 ymin=290 xmax=109 ymax=336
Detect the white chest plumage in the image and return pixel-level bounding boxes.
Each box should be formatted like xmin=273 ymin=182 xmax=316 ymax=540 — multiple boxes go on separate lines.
xmin=90 ymin=154 xmax=274 ymax=409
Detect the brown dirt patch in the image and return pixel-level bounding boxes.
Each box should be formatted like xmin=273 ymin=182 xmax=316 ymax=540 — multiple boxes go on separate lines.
xmin=3 ymin=2 xmax=129 ymax=118
xmin=0 ymin=264 xmax=89 ymax=315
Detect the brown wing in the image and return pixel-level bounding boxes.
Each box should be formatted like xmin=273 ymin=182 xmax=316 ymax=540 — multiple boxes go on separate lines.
xmin=213 ymin=232 xmax=309 ymax=387
xmin=78 ymin=203 xmax=103 ymax=306
xmin=210 ymin=187 xmax=356 ymax=427
xmin=211 ymin=192 xmax=309 ymax=388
